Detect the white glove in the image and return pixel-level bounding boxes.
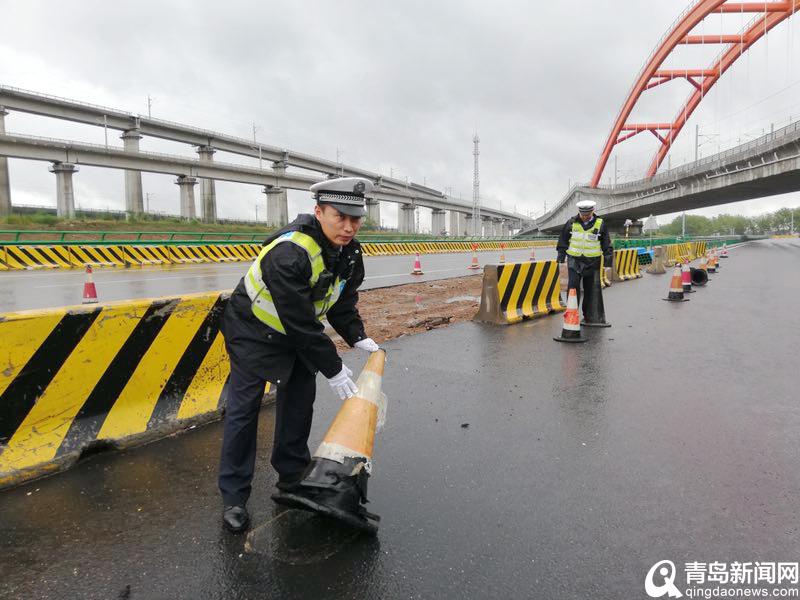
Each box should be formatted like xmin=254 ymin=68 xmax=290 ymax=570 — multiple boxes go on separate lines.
xmin=326 ymin=365 xmax=359 ymax=400
xmin=354 ymin=338 xmax=380 ymax=353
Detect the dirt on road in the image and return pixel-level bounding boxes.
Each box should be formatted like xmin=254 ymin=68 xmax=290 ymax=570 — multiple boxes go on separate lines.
xmin=331 ymin=275 xmax=484 ymax=351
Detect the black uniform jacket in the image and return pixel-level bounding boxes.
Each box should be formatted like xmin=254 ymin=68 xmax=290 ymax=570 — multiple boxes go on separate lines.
xmin=221 ymin=214 xmax=367 ymax=383
xmin=556 ymin=214 xmax=613 ymax=267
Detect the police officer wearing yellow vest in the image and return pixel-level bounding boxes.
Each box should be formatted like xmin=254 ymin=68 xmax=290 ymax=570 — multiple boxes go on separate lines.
xmin=556 ymin=200 xmax=613 ymax=320
xmin=218 ymin=177 xmax=380 ymax=533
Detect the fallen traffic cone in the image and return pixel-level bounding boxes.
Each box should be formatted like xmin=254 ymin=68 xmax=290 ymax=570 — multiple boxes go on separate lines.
xmin=467 ymin=243 xmax=480 ymax=270
xmin=680 ymin=263 xmax=695 ymax=294
xmin=272 ymin=350 xmax=387 ymax=534
xmin=499 ymin=243 xmax=506 ymax=264
xmin=554 ymin=288 xmax=587 ymax=343
xmin=663 ymin=265 xmax=689 ymax=302
xmin=690 ymin=266 xmax=708 ymax=286
xmin=410 ymin=252 xmax=424 ymax=275
xmin=82 ymin=266 xmax=98 ymax=304
xmin=529 ymin=246 xmax=536 ymax=261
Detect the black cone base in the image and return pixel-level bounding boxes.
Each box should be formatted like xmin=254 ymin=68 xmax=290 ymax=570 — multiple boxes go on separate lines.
xmin=554 ymin=330 xmax=588 ymax=343
xmin=581 ymin=320 xmax=612 ymax=328
xmin=662 ymin=297 xmax=690 ymax=302
xmin=682 ymin=287 xmax=696 ymax=293
xmin=271 ymin=456 xmax=379 ymax=535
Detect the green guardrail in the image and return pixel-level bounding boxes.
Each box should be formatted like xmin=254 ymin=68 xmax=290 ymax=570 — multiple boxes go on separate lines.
xmin=612 ymin=235 xmax=745 ymax=249
xmin=0 ymin=229 xmax=559 ymax=246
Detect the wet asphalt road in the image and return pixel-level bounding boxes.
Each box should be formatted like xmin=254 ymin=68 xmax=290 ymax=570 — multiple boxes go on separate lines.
xmin=0 ymin=248 xmax=553 ymax=313
xmin=0 ymin=239 xmax=798 ymax=600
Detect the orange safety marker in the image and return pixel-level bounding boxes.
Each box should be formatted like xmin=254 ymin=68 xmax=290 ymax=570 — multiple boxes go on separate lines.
xmin=680 ymin=263 xmax=696 ymax=294
xmin=410 ymin=252 xmax=424 ymax=275
xmin=272 ymin=350 xmax=387 ymax=534
xmin=499 ymin=243 xmax=506 ymax=264
xmin=529 ymin=246 xmax=536 ymax=261
xmin=467 ymin=243 xmax=480 ymax=270
xmin=706 ymin=252 xmax=717 ymax=274
xmin=82 ymin=266 xmax=98 ymax=304
xmin=720 ymin=242 xmax=729 ymax=258
xmin=663 ymin=265 xmax=689 ymax=302
xmin=553 ymin=288 xmax=587 ymax=343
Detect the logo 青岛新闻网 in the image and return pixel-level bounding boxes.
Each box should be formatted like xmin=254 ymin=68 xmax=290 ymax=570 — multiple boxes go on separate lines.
xmin=645 ymin=560 xmax=683 ymax=598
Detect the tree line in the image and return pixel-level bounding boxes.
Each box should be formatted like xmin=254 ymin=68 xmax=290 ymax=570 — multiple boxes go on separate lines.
xmin=657 ymin=207 xmax=798 ymax=236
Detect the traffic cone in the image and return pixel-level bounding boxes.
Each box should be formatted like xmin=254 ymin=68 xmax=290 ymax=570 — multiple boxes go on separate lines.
xmin=529 ymin=246 xmax=536 ymax=261
xmin=554 ymin=288 xmax=587 ymax=343
xmin=690 ymin=266 xmax=708 ymax=286
xmin=663 ymin=265 xmax=689 ymax=302
xmin=272 ymin=350 xmax=387 ymax=534
xmin=410 ymin=252 xmax=424 ymax=275
xmin=680 ymin=263 xmax=695 ymax=294
xmin=467 ymin=243 xmax=480 ymax=270
xmin=581 ymin=268 xmax=611 ymax=327
xmin=82 ymin=266 xmax=98 ymax=304
xmin=499 ymin=243 xmax=506 ymax=264
xmin=720 ymin=243 xmax=729 ymax=258
xmin=706 ymin=253 xmax=717 ymax=274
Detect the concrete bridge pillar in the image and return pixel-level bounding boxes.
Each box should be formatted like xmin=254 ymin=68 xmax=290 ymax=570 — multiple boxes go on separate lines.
xmin=482 ymin=217 xmax=495 ymax=238
xmin=262 ymin=161 xmax=289 ymax=227
xmin=121 ymin=128 xmax=144 ymax=215
xmin=196 ymin=146 xmax=217 ymax=223
xmin=49 ymin=162 xmax=78 ymax=218
xmin=449 ymin=210 xmax=462 ymax=236
xmin=175 ymin=176 xmax=198 ymax=219
xmin=465 ymin=214 xmax=476 ymax=237
xmin=366 ymin=198 xmax=381 ymax=227
xmin=399 ymin=204 xmax=416 ymax=233
xmin=263 ymin=186 xmax=288 ymax=228
xmin=431 ymin=209 xmax=446 ymax=236
xmin=0 ymin=107 xmax=10 ymax=216
xmin=500 ymin=221 xmax=510 ymax=237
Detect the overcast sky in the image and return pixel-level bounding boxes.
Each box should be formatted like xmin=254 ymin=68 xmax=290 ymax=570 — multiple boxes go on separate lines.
xmin=1 ymin=0 xmax=799 ymax=230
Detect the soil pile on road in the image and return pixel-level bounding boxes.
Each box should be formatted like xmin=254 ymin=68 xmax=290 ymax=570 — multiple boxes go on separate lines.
xmin=331 ymin=275 xmax=483 ymax=351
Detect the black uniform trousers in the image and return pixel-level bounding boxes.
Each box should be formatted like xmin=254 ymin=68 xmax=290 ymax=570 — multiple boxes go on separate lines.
xmin=566 ymin=257 xmax=600 ymax=320
xmin=218 ymin=358 xmax=316 ymax=507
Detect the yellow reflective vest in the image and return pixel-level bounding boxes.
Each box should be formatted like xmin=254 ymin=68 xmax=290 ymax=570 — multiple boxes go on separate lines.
xmin=566 ymin=217 xmax=604 ymax=258
xmin=244 ymin=231 xmax=344 ymax=334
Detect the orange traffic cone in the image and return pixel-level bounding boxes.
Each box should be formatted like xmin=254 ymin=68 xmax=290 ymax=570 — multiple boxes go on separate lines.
xmin=529 ymin=246 xmax=536 ymax=261
xmin=272 ymin=350 xmax=387 ymax=534
xmin=82 ymin=266 xmax=98 ymax=304
xmin=467 ymin=243 xmax=480 ymax=270
xmin=499 ymin=243 xmax=506 ymax=264
xmin=720 ymin=243 xmax=729 ymax=258
xmin=663 ymin=265 xmax=689 ymax=302
xmin=680 ymin=263 xmax=695 ymax=294
xmin=553 ymin=288 xmax=587 ymax=343
xmin=410 ymin=252 xmax=424 ymax=275
xmin=706 ymin=253 xmax=717 ymax=273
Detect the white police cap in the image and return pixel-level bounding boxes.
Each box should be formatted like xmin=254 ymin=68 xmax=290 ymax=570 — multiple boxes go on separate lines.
xmin=576 ymin=200 xmax=596 ymax=213
xmin=310 ymin=177 xmax=373 ymax=217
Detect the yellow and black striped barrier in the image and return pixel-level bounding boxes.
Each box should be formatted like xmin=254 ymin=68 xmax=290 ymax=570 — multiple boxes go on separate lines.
xmin=612 ymin=249 xmax=642 ymax=281
xmin=600 ymin=256 xmax=612 ymax=288
xmin=474 ymin=260 xmax=565 ymax=325
xmin=0 ymin=291 xmax=272 ymax=490
xmin=0 ymin=240 xmax=552 ymax=271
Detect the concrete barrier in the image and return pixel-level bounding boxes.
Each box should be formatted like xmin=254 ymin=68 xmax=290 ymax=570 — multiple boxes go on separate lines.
xmin=612 ymin=249 xmax=642 ymax=281
xmin=0 ymin=291 xmax=267 ymax=490
xmin=474 ymin=260 xmax=565 ymax=325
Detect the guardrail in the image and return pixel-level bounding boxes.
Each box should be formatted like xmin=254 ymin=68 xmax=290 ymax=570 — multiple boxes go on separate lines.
xmin=0 ymin=230 xmax=558 ymax=246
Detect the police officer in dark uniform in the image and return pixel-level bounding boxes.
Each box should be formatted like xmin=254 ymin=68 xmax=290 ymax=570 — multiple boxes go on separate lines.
xmin=218 ymin=177 xmax=380 ymax=533
xmin=556 ymin=200 xmax=613 ymax=322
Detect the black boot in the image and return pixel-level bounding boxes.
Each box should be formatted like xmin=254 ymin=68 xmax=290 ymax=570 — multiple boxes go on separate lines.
xmin=222 ymin=505 xmax=250 ymax=533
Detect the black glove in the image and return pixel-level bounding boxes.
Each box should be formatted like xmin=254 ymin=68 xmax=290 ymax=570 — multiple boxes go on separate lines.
xmin=557 ymin=254 xmax=566 ymax=264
